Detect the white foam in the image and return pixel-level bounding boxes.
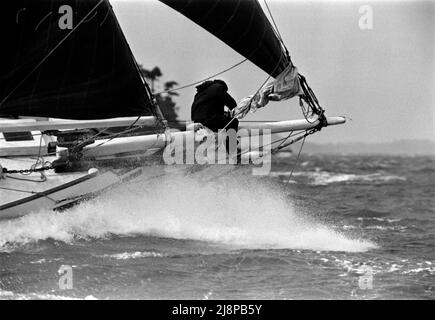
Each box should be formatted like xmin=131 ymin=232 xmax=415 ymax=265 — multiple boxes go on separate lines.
xmin=357 ymin=217 xmax=402 ymax=223
xmin=271 ymin=170 xmax=406 ymax=185
xmin=0 ymin=289 xmax=82 ymax=300
xmin=342 ymin=224 xmax=407 ymax=232
xmin=29 ymin=259 xmax=46 ymax=264
xmin=0 ymin=290 xmax=14 ymax=298
xmin=365 ymin=225 xmax=407 ymax=231
xmin=403 ymin=267 xmax=435 ymax=275
xmin=0 ymin=166 xmax=376 ymax=252
xmin=100 ymin=251 xmax=164 ymax=260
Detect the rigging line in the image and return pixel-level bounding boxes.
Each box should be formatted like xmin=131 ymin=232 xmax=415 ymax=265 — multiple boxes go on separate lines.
xmin=33 ymin=134 xmax=44 ymax=168
xmin=26 ymin=134 xmax=52 ymax=180
xmin=0 ymin=186 xmax=37 ymax=194
xmin=285 ymin=135 xmax=306 ymax=185
xmin=35 ymin=12 xmax=53 ymax=31
xmin=165 ymin=120 xmax=284 ymax=124
xmin=73 ymin=87 xmax=161 ymax=153
xmin=218 ymin=48 xmax=287 ymax=135
xmin=88 ymin=130 xmax=162 ymax=154
xmin=299 ymin=98 xmax=318 ymax=124
xmin=239 ymin=120 xmax=281 ymax=123
xmin=18 ymin=134 xmax=45 ymax=176
xmin=299 ymin=74 xmax=324 ymax=115
xmin=231 ymin=130 xmax=305 ymax=168
xmin=0 ymin=0 xmax=105 ymax=109
xmin=244 ymin=43 xmax=287 ymax=104
xmin=6 ymin=174 xmax=47 ymax=183
xmin=0 ymin=184 xmax=57 ymax=204
xmin=155 ymin=58 xmax=249 ymax=95
xmin=72 ymin=127 xmax=110 ymax=150
xmin=0 ymin=184 xmax=56 ymax=202
xmin=263 ymin=0 xmax=282 ymax=41
xmin=2 ymin=121 xmax=150 ymax=161
xmin=263 ymin=0 xmax=290 ymax=59
xmin=273 ymin=130 xmax=311 ymax=153
xmin=272 ymin=130 xmax=294 ymax=153
xmin=81 ymin=117 xmax=163 ymax=153
xmin=78 ymin=121 xmax=141 ymax=152
xmin=233 ymin=130 xmax=305 ymax=159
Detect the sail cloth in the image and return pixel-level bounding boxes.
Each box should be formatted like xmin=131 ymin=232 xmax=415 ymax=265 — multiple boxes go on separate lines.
xmin=233 ymin=64 xmax=302 ymax=119
xmin=159 ymin=0 xmax=290 ymax=78
xmin=0 ymin=0 xmax=155 ymax=120
xmin=159 ymin=0 xmax=302 ymax=119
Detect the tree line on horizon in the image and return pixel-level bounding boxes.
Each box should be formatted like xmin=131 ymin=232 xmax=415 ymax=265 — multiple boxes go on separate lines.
xmin=139 ymin=65 xmax=180 ymax=123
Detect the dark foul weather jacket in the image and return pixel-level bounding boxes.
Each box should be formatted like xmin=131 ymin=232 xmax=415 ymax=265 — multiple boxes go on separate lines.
xmin=191 ymin=80 xmax=238 ymax=132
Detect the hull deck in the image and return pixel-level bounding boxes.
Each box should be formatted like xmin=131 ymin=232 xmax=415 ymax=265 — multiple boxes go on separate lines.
xmin=0 ymin=156 xmax=146 ymax=220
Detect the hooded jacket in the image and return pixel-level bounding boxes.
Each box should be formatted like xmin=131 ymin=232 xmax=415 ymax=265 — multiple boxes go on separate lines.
xmin=191 ymin=80 xmax=237 ymax=123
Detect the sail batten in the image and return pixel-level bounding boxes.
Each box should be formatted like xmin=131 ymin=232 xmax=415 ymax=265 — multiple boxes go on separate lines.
xmin=0 ymin=0 xmax=155 ymax=120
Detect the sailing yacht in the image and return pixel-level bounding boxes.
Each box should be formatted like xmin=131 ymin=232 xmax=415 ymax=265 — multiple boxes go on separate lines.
xmin=0 ymin=0 xmax=344 ymax=220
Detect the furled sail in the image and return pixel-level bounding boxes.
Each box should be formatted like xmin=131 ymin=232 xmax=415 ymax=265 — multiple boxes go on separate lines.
xmin=0 ymin=0 xmax=156 ymax=120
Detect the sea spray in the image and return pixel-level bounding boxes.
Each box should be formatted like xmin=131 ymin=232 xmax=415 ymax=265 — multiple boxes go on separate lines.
xmin=0 ymin=165 xmax=376 ymax=252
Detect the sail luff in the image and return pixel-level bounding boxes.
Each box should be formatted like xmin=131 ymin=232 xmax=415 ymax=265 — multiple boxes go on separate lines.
xmin=159 ymin=0 xmax=291 ymax=78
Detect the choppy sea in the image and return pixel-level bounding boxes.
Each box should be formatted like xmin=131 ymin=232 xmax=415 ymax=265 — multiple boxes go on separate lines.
xmin=0 ymin=154 xmax=434 ymax=300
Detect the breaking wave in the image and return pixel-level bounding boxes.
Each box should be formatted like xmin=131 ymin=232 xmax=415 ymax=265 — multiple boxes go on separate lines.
xmin=0 ymin=166 xmax=376 ymax=252
xmin=315 ymin=254 xmax=435 ymax=276
xmin=357 ymin=217 xmax=403 ymax=223
xmin=99 ymin=251 xmax=165 ymax=260
xmin=342 ymin=225 xmax=408 ymax=232
xmin=0 ymin=289 xmax=97 ymax=300
xmin=270 ymin=170 xmax=406 ymax=185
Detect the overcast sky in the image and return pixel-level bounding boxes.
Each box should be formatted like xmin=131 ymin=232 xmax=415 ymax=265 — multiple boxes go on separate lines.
xmin=112 ymin=0 xmax=434 ymax=143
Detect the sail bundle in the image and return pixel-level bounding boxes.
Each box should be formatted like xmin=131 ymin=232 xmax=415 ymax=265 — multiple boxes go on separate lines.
xmin=233 ymin=64 xmax=302 ymax=119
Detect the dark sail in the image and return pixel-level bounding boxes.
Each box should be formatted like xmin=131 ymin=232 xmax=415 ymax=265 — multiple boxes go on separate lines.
xmin=159 ymin=0 xmax=290 ymax=78
xmin=0 ymin=0 xmax=155 ymax=120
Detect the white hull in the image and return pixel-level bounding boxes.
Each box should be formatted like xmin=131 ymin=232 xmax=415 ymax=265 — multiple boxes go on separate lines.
xmin=1 ymin=116 xmax=345 ymax=219
xmin=0 ymin=159 xmax=143 ymax=220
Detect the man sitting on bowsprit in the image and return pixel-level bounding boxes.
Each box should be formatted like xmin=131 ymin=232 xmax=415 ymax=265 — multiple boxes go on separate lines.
xmin=191 ymin=79 xmax=239 ymax=133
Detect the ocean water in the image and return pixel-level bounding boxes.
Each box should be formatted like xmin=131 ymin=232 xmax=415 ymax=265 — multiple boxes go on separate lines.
xmin=0 ymin=154 xmax=433 ymax=300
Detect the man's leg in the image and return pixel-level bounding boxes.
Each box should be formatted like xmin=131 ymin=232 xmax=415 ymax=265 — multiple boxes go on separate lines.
xmin=222 ymin=117 xmax=238 ymax=156
xmin=202 ymin=116 xmax=239 ymax=156
xmin=202 ymin=115 xmax=236 ymax=132
xmin=226 ymin=117 xmax=239 ymax=132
